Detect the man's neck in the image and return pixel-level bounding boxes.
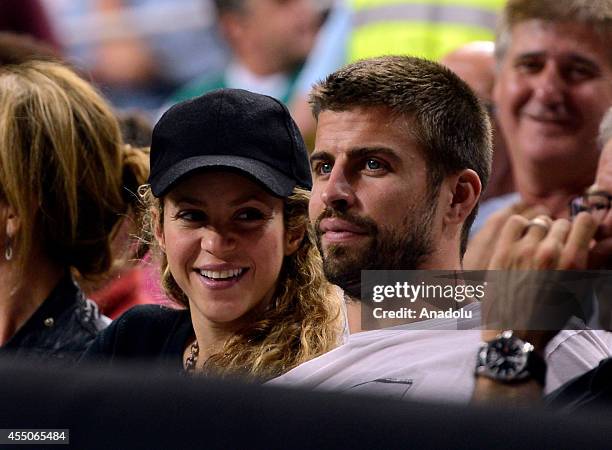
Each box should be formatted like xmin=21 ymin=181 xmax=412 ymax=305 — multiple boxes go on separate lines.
xmin=346 ymin=294 xmax=475 ymax=334
xmin=345 ymin=261 xmax=466 ymax=334
xmin=346 ymin=297 xmax=363 ymax=334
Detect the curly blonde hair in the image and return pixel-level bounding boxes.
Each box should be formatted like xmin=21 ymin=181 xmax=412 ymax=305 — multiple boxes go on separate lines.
xmin=141 ymin=185 xmax=343 ymax=381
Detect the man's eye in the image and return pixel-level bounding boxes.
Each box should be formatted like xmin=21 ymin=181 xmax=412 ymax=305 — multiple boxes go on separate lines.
xmin=314 ymin=161 xmax=333 ymax=175
xmin=565 ymin=66 xmax=596 ymax=82
xmin=365 ymin=159 xmax=382 ymax=170
xmin=515 ymin=60 xmax=542 ymax=74
xmin=587 ymin=201 xmax=608 ymax=211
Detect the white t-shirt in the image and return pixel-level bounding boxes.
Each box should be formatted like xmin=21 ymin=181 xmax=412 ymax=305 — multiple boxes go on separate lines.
xmin=268 ymin=303 xmax=612 ymax=402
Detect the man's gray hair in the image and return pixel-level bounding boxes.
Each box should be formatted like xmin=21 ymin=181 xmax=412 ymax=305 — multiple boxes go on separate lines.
xmin=495 ymin=0 xmax=612 ymax=64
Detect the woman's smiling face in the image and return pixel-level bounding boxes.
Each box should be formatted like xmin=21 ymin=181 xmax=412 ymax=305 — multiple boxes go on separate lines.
xmin=157 ymin=171 xmax=296 ymax=328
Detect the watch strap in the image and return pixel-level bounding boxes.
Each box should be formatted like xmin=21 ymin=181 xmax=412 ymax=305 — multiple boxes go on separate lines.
xmin=526 ymin=349 xmax=547 ymax=386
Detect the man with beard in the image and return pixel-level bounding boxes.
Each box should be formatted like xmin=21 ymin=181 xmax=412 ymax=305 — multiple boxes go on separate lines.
xmin=268 ymin=56 xmax=612 ymax=403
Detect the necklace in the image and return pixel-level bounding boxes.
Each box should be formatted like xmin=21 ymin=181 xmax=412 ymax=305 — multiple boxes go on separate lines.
xmin=184 ymin=340 xmax=199 ymax=372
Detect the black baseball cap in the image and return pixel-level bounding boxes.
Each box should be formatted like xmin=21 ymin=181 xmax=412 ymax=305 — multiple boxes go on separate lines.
xmin=149 ymin=88 xmax=312 ymax=198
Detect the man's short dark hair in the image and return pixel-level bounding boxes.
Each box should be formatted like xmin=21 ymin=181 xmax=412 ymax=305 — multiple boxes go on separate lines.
xmin=310 ymin=55 xmax=492 ymax=256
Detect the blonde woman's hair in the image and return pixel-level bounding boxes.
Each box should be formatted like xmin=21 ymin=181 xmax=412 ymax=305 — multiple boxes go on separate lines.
xmin=0 ymin=61 xmax=149 ymax=279
xmin=142 ymin=185 xmax=342 ymax=381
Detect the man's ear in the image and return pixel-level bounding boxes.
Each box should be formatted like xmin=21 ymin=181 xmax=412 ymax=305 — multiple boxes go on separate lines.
xmin=443 ymin=169 xmax=482 ymax=227
xmin=152 ymin=206 xmax=166 ymax=253
xmin=284 ymin=224 xmax=306 ymax=257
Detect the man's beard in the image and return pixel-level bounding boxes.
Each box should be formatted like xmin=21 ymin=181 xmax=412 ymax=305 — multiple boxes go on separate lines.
xmin=314 ymin=205 xmax=435 ymax=300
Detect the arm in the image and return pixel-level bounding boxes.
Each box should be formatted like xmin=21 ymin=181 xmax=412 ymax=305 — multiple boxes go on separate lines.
xmin=472 ymin=377 xmax=543 ymax=407
xmin=472 ymin=213 xmax=598 ymax=405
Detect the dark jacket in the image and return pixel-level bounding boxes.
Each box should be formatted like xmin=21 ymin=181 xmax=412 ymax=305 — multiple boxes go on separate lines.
xmin=0 ymin=274 xmax=110 ymax=365
xmin=82 ymin=305 xmax=192 ymax=371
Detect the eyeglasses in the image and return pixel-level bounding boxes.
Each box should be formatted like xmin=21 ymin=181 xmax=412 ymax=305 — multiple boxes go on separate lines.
xmin=569 ymin=191 xmax=612 ymax=221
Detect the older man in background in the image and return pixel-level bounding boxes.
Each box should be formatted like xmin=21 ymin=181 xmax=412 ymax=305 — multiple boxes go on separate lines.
xmin=466 ymin=0 xmax=612 ymax=269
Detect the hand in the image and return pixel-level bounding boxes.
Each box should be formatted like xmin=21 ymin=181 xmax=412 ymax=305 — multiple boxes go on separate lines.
xmin=482 ymin=212 xmax=598 ymax=350
xmin=464 ymin=202 xmax=550 ymax=270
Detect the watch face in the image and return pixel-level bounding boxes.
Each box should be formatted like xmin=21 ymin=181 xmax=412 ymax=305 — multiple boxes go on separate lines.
xmin=484 ymin=335 xmax=529 ymax=381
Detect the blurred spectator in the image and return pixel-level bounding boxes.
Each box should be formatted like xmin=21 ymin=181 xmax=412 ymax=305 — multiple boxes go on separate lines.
xmin=166 ymin=0 xmax=319 ymax=108
xmin=117 ymin=110 xmax=154 ymax=148
xmin=442 ymin=41 xmax=496 ymax=101
xmin=582 ymin=107 xmax=612 ymax=271
xmin=0 ymin=61 xmax=148 ymax=364
xmin=42 ymin=0 xmax=230 ymax=116
xmin=441 ymin=41 xmax=514 ymax=201
xmin=0 ymin=32 xmax=165 ymax=319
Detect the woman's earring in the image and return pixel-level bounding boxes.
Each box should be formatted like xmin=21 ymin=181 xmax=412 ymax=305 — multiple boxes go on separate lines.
xmin=5 ymin=236 xmax=12 ymax=261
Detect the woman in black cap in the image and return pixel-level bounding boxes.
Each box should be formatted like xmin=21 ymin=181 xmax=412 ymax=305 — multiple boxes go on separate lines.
xmin=85 ymin=89 xmax=343 ymax=380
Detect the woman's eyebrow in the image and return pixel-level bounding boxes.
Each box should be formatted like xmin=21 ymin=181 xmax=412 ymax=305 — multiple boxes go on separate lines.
xmin=228 ymin=193 xmax=271 ymax=207
xmin=171 ymin=195 xmax=206 ymax=206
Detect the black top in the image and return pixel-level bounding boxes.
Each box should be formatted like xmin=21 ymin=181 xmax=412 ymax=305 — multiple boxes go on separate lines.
xmin=82 ymin=305 xmax=194 ymax=371
xmin=545 ymin=357 xmax=612 ymax=411
xmin=0 ymin=274 xmax=109 ymax=365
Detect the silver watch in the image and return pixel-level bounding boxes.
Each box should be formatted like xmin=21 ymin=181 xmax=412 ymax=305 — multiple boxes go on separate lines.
xmin=476 ymin=330 xmax=546 ymax=385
